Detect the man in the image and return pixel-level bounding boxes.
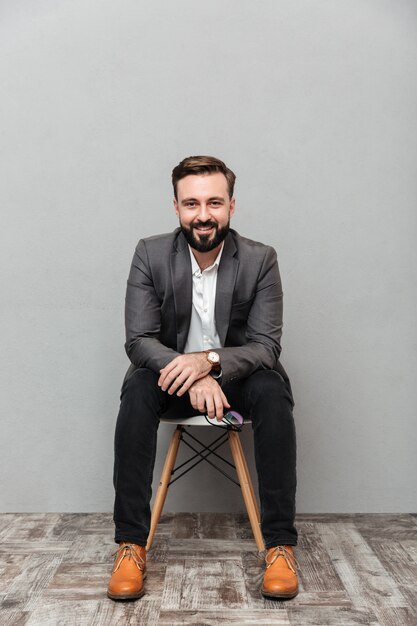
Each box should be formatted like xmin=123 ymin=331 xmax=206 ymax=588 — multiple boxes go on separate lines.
xmin=107 ymin=156 xmax=298 ymax=601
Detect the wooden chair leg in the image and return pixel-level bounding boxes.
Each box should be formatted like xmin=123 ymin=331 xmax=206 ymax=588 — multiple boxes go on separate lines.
xmin=146 ymin=426 xmax=182 ymax=551
xmin=234 ymin=431 xmax=261 ymax=522
xmin=228 ymin=430 xmax=265 ymax=552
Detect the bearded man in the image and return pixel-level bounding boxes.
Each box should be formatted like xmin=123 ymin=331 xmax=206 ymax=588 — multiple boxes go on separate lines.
xmin=107 ymin=155 xmax=298 ymax=600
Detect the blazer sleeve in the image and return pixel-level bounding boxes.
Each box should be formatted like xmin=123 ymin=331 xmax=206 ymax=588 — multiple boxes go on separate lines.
xmin=216 ymin=246 xmax=283 ymax=385
xmin=124 ymin=239 xmax=181 ymax=373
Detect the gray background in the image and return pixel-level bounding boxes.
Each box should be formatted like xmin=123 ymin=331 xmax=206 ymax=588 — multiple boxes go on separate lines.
xmin=1 ymin=0 xmax=416 ymax=515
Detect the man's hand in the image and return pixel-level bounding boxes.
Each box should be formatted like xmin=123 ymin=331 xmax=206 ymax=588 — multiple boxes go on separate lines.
xmin=188 ymin=376 xmax=230 ymax=421
xmin=158 ymin=353 xmax=212 ymax=396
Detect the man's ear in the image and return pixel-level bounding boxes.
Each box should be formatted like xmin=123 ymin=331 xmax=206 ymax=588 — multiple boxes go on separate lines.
xmin=229 ymin=197 xmax=236 ymax=217
xmin=173 ymin=198 xmax=179 ymax=217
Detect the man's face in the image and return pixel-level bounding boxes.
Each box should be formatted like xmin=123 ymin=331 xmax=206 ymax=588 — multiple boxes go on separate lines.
xmin=174 ymin=173 xmax=235 ymax=253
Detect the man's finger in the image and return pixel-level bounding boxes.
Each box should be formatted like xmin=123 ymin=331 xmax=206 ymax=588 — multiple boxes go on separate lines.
xmin=158 ymin=368 xmax=173 ymax=387
xmin=196 ymin=392 xmax=206 ymax=413
xmin=166 ymin=369 xmax=189 ymax=395
xmin=214 ymin=397 xmax=224 ymax=421
xmin=188 ymin=389 xmax=198 ymax=410
xmin=159 ymin=367 xmax=181 ymax=391
xmin=158 ymin=359 xmax=179 ymax=386
xmin=175 ymin=371 xmax=197 ymax=396
xmin=170 ymin=371 xmax=197 ymax=396
xmin=221 ymin=389 xmax=230 ymax=408
xmin=205 ymin=396 xmax=215 ymax=419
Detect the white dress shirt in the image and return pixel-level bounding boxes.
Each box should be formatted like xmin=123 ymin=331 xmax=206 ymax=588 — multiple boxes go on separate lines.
xmin=184 ymin=244 xmax=224 ymax=354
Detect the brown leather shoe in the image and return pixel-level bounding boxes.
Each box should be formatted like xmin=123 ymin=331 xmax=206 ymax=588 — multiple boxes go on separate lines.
xmin=107 ymin=542 xmax=147 ymax=600
xmin=261 ymin=545 xmax=299 ymax=599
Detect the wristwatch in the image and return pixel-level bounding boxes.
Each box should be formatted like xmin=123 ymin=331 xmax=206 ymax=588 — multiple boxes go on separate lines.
xmin=205 ymin=350 xmax=222 ymax=377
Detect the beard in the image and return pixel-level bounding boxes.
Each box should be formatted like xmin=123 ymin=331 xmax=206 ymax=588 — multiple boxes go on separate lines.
xmin=180 ymin=219 xmax=230 ymax=253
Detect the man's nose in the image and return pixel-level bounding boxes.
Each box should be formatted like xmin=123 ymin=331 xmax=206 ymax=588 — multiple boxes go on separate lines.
xmin=198 ymin=204 xmax=210 ymax=221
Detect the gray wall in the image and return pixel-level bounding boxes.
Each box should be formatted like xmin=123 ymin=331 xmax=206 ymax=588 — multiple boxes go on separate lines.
xmin=1 ymin=0 xmax=416 ymax=514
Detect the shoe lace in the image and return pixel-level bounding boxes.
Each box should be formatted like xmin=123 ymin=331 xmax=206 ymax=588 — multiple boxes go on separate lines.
xmin=264 ymin=546 xmax=300 ymax=574
xmin=111 ymin=543 xmax=145 ymax=573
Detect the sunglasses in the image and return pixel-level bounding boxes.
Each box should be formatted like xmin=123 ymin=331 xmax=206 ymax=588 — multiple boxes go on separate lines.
xmin=205 ymin=410 xmax=244 ymax=431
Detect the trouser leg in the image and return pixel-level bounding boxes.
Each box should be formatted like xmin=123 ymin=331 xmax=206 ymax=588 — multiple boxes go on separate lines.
xmin=112 ymin=367 xmax=198 ymax=545
xmin=223 ymin=370 xmax=297 ymax=548
xmin=113 ymin=368 xmax=167 ymax=545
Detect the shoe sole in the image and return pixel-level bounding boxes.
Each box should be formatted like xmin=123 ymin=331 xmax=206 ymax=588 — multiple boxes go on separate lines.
xmin=107 ymin=588 xmax=145 ymax=601
xmin=261 ymin=587 xmax=299 ymax=600
xmin=107 ymin=571 xmax=147 ymax=601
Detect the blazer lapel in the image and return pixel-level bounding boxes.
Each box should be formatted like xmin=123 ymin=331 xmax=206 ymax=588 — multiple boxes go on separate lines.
xmin=215 ymin=233 xmax=239 ymax=346
xmin=170 ymin=231 xmax=192 ymax=352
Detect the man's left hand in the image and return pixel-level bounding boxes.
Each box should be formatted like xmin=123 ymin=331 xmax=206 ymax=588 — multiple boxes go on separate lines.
xmin=158 ymin=353 xmax=212 ymax=396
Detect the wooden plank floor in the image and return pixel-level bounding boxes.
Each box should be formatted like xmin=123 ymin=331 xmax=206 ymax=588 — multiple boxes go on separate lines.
xmin=0 ymin=513 xmax=416 ymax=625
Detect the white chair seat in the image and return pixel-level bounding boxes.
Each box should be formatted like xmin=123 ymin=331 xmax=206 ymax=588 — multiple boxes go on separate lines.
xmin=160 ymin=414 xmax=252 ymax=426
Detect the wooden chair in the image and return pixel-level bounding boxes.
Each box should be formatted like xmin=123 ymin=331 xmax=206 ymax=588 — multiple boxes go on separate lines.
xmin=146 ymin=415 xmax=265 ymax=552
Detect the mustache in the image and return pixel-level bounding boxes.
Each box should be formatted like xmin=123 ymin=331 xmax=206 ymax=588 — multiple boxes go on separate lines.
xmin=192 ymin=221 xmax=217 ymax=229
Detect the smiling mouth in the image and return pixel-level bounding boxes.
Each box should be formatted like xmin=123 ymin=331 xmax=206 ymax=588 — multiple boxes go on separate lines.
xmin=194 ymin=229 xmax=214 ymax=237
xmin=193 ymin=224 xmax=216 ymax=233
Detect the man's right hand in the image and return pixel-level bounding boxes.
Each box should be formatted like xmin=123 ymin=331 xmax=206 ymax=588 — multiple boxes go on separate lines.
xmin=188 ymin=375 xmax=230 ymax=421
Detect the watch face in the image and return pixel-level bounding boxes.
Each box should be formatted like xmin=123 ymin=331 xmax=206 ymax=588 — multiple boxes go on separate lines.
xmin=208 ymin=351 xmax=220 ymax=365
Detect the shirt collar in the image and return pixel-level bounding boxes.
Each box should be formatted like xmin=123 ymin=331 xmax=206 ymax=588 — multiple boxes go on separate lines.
xmin=188 ymin=243 xmax=224 ymax=276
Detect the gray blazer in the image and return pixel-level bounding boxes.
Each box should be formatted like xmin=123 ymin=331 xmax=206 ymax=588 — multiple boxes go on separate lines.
xmin=124 ymin=228 xmax=293 ymax=400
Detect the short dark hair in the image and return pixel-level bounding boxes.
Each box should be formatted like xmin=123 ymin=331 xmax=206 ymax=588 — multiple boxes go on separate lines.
xmin=172 ymin=155 xmax=236 ymax=200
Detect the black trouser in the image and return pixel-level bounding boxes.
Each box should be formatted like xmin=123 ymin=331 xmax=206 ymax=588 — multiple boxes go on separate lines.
xmin=113 ymin=368 xmax=297 ymax=549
